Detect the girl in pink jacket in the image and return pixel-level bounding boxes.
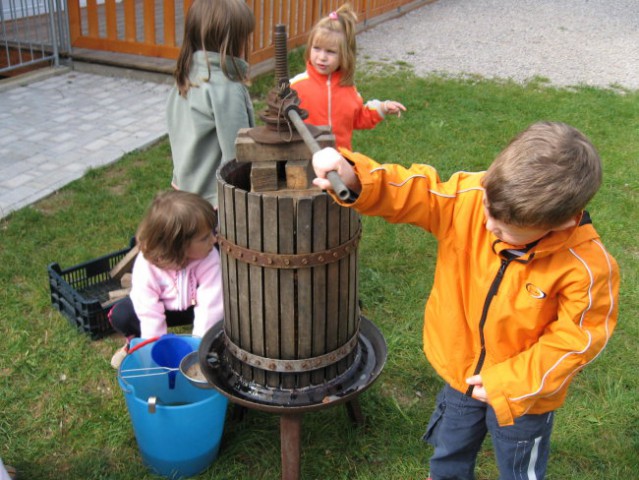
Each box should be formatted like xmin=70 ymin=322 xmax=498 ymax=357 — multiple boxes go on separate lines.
xmin=109 ymin=190 xmax=224 ymax=368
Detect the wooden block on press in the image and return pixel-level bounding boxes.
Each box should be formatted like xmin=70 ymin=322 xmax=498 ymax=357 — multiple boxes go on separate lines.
xmin=286 ymin=160 xmax=312 ymax=190
xmin=235 ymin=127 xmax=336 ymax=163
xmin=250 ymin=162 xmax=279 ymax=191
xmin=283 ymin=132 xmax=334 ymax=190
xmin=236 ymin=134 xmax=305 ymax=162
xmin=110 ymin=245 xmax=139 ymax=280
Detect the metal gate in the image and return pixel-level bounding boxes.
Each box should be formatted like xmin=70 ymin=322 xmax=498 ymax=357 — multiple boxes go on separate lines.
xmin=0 ymin=0 xmax=69 ymax=75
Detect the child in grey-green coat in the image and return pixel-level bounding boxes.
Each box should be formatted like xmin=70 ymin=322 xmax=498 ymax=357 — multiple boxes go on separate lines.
xmin=166 ymin=0 xmax=255 ymax=208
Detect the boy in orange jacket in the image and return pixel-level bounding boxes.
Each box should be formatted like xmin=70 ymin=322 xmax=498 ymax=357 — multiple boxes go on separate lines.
xmin=312 ymin=121 xmax=619 ymax=480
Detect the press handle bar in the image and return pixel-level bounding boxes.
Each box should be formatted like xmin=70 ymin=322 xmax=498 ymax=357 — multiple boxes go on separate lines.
xmin=286 ymin=108 xmax=351 ymax=201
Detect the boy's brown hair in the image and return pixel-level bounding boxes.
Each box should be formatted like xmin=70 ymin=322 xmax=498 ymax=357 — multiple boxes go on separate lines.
xmin=174 ymin=0 xmax=255 ymax=97
xmin=482 ymin=121 xmax=602 ymax=229
xmin=136 ymin=190 xmax=217 ymax=269
xmin=305 ymin=3 xmax=358 ymax=86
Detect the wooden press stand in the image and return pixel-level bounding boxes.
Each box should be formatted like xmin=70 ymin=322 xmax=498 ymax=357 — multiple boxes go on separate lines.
xmin=233 ymin=398 xmax=364 ymax=480
xmin=230 ymin=398 xmax=363 ymax=480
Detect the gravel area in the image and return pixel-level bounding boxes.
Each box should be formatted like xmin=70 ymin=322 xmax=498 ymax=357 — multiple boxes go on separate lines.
xmin=357 ymin=0 xmax=639 ymax=90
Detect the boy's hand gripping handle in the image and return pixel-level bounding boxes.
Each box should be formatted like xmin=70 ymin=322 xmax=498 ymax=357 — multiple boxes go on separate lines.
xmin=285 ymin=108 xmax=351 ymax=201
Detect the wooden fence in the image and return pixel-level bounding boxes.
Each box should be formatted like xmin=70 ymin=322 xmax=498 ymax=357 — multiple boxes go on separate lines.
xmin=67 ymin=0 xmax=427 ymax=65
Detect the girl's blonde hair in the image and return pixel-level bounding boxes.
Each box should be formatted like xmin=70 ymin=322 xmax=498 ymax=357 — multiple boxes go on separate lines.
xmin=136 ymin=191 xmax=217 ymax=269
xmin=174 ymin=0 xmax=255 ymax=97
xmin=305 ymin=3 xmax=358 ymax=85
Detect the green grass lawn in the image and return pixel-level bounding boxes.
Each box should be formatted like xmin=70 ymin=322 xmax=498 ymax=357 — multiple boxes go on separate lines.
xmin=1 ymin=60 xmax=637 ymax=479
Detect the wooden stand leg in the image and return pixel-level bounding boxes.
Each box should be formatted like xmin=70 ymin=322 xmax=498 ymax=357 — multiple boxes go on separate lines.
xmin=280 ymin=413 xmax=302 ymax=480
xmin=345 ymin=397 xmax=365 ymax=426
xmin=230 ymin=404 xmax=248 ymax=422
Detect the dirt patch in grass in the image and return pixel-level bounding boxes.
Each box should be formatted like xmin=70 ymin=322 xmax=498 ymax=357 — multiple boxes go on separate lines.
xmin=34 ymin=190 xmax=75 ymax=216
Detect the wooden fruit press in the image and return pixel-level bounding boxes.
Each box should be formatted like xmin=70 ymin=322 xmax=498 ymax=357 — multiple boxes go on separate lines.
xmin=196 ymin=24 xmax=387 ymax=480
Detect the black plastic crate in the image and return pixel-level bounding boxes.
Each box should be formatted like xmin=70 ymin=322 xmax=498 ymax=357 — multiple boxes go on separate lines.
xmin=48 ymin=238 xmax=136 ymax=340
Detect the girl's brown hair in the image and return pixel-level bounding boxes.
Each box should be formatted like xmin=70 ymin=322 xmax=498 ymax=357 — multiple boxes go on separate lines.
xmin=305 ymin=3 xmax=358 ymax=86
xmin=174 ymin=0 xmax=255 ymax=97
xmin=136 ymin=190 xmax=217 ymax=269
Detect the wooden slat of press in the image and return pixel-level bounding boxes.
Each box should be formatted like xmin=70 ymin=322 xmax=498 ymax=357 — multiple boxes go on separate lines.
xmin=218 ymin=181 xmax=230 ymax=335
xmin=325 ymin=198 xmax=341 ymax=380
xmin=278 ymin=197 xmax=295 ymax=389
xmin=311 ymin=194 xmax=328 ymax=385
xmin=223 ymin=183 xmax=241 ymax=376
xmin=349 ymin=210 xmax=360 ymax=353
xmin=263 ymin=195 xmax=280 ymax=388
xmin=337 ymin=205 xmax=351 ymax=374
xmin=248 ymin=193 xmax=265 ymax=386
xmin=296 ymin=198 xmax=313 ymax=388
xmin=219 ymin=184 xmax=239 ymax=376
xmin=345 ymin=209 xmax=360 ymax=370
xmin=235 ymin=189 xmax=252 ymax=380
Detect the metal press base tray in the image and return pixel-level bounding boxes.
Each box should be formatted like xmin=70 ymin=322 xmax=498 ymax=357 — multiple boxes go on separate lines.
xmin=198 ymin=317 xmax=387 ymax=414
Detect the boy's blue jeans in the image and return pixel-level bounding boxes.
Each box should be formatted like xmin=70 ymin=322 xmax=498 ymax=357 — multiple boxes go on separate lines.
xmin=423 ymin=384 xmax=554 ymax=480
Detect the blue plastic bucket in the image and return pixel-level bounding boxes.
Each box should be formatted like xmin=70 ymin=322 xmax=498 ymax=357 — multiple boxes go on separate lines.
xmin=118 ymin=335 xmax=228 ymax=479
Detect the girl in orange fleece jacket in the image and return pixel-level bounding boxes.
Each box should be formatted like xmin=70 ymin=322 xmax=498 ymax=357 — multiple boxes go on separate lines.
xmin=290 ymin=4 xmax=406 ymax=151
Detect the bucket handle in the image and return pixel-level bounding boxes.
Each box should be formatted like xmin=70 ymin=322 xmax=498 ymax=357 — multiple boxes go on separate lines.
xmin=148 ymin=396 xmax=157 ymax=414
xmin=120 ymin=366 xmax=180 ymax=380
xmin=118 ymin=337 xmax=161 ymax=395
xmin=127 ymin=336 xmax=160 ymax=355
